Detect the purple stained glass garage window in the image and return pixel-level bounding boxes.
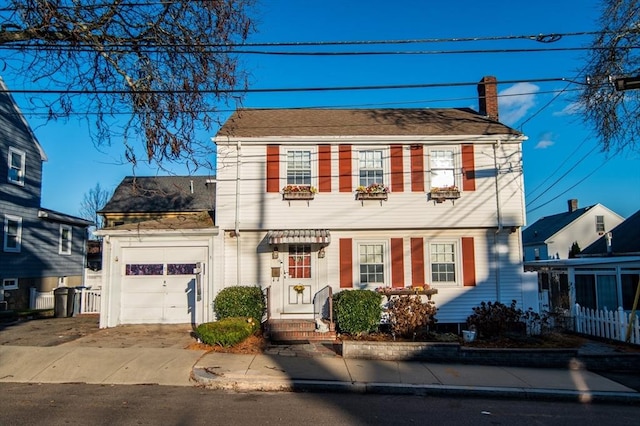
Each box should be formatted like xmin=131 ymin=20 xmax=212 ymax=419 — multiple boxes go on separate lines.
xmin=125 ymin=264 xmax=164 ymax=276
xmin=167 ymin=263 xmax=197 ymax=275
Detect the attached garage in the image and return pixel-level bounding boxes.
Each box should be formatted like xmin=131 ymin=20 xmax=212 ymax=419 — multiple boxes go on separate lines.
xmin=120 ymin=246 xmax=207 ymax=324
xmin=97 ymin=219 xmax=217 ymax=328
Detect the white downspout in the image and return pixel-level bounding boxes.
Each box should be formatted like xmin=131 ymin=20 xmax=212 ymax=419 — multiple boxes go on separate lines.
xmin=235 ymin=141 xmax=242 ymax=285
xmin=493 ymin=140 xmax=502 ymax=302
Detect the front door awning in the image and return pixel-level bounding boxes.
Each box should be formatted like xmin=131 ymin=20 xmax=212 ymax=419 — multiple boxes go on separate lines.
xmin=267 ymin=229 xmax=331 ymax=245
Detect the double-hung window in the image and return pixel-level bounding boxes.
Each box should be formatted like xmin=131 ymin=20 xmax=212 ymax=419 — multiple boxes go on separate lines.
xmin=8 ymin=147 xmax=25 ymax=186
xmin=358 ymin=150 xmax=384 ymax=187
xmin=359 ymin=243 xmax=385 ymax=286
xmin=430 ymin=242 xmax=457 ymax=285
xmin=595 ymin=216 xmax=605 ymax=233
xmin=3 ymin=215 xmax=22 ymax=253
xmin=286 ymin=150 xmax=312 ymax=187
xmin=59 ymin=225 xmax=72 ymax=255
xmin=429 ymin=149 xmax=455 ymax=189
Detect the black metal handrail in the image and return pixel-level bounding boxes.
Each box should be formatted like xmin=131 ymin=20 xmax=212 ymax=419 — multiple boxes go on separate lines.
xmin=261 ymin=285 xmax=271 ymax=324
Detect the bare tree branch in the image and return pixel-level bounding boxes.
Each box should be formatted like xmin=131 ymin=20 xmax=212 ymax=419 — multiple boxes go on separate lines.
xmin=0 ymin=0 xmax=256 ymax=168
xmin=580 ymin=0 xmax=640 ymax=154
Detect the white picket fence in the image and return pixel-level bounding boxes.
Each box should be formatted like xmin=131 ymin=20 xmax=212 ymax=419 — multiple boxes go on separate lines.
xmin=574 ymin=304 xmax=640 ymax=345
xmin=30 ymin=287 xmax=101 ymax=314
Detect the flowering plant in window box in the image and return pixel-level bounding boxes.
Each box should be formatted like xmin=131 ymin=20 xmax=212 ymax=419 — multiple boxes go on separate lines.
xmin=429 ymin=185 xmax=460 ymax=202
xmin=355 ymin=183 xmax=389 ymax=200
xmin=282 ymin=185 xmax=317 ymax=200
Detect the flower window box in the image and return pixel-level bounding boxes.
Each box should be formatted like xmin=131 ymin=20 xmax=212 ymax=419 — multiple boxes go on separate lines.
xmin=429 ymin=186 xmax=460 ymax=203
xmin=355 ymin=183 xmax=389 ymax=202
xmin=282 ymin=185 xmax=316 ymax=201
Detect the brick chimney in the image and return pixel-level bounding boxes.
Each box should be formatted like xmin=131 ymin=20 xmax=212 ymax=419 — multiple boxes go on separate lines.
xmin=568 ymin=199 xmax=578 ymax=212
xmin=478 ymin=76 xmax=499 ymax=121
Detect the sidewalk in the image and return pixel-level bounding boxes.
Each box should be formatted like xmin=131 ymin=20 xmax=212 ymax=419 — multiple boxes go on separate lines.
xmin=192 ymin=350 xmax=640 ymax=403
xmin=0 ymin=318 xmax=639 ymax=403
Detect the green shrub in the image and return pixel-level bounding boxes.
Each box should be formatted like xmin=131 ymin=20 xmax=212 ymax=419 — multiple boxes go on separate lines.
xmin=333 ymin=289 xmax=382 ymax=335
xmin=388 ymin=295 xmax=437 ymax=338
xmin=195 ymin=317 xmax=259 ymax=347
xmin=214 ymin=286 xmax=265 ymax=321
xmin=466 ymin=300 xmax=523 ymax=339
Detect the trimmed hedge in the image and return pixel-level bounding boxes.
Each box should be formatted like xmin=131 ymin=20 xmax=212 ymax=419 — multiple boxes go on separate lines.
xmin=195 ymin=317 xmax=259 ymax=347
xmin=333 ymin=289 xmax=382 ymax=335
xmin=214 ymin=285 xmax=265 ymax=321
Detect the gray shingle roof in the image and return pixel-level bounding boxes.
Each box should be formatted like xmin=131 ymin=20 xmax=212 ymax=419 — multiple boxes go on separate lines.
xmin=580 ymin=209 xmax=640 ymax=256
xmin=522 ymin=206 xmax=595 ymax=245
xmin=216 ymin=108 xmax=522 ymax=138
xmin=100 ymin=176 xmax=215 ymax=214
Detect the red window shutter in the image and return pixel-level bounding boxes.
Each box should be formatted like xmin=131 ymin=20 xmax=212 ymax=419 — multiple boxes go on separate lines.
xmin=318 ymin=145 xmax=332 ymax=192
xmin=339 ymin=145 xmax=352 ymax=192
xmin=462 ymin=237 xmax=476 ymax=287
xmin=390 ymin=145 xmax=404 ymax=192
xmin=391 ymin=238 xmax=404 ymax=288
xmin=410 ymin=237 xmax=424 ymax=287
xmin=462 ymin=144 xmax=476 ymax=191
xmin=410 ymin=145 xmax=424 ymax=192
xmin=340 ymin=238 xmax=353 ymax=288
xmin=266 ymin=145 xmax=280 ymax=193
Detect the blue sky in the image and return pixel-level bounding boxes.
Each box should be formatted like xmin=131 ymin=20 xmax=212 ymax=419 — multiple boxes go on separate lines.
xmin=5 ymin=0 xmax=639 ymax=224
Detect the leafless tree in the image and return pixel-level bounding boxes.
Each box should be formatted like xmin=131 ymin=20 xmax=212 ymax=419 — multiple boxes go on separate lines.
xmin=580 ymin=0 xmax=640 ymax=154
xmin=79 ymin=182 xmax=111 ymax=239
xmin=0 ymin=1 xmax=255 ymax=168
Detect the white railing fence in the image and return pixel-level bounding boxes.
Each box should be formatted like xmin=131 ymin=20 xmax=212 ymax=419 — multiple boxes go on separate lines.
xmin=574 ymin=304 xmax=640 ymax=345
xmin=30 ymin=287 xmax=101 ymax=314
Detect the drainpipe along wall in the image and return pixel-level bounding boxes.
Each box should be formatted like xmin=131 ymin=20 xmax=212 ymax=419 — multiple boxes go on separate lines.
xmin=493 ymin=140 xmax=502 ymax=302
xmin=236 ymin=141 xmax=242 ymax=285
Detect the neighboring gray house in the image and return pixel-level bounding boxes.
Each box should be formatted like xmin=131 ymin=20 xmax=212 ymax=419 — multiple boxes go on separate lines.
xmin=522 ymin=199 xmax=623 ymax=262
xmin=0 ymin=77 xmax=93 ymax=310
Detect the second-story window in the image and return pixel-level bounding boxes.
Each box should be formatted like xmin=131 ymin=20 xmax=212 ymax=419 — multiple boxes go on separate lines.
xmin=59 ymin=225 xmax=72 ymax=255
xmin=8 ymin=147 xmax=25 ymax=186
xmin=359 ymin=150 xmax=384 ymax=187
xmin=286 ymin=150 xmax=311 ymax=186
xmin=429 ymin=149 xmax=455 ymax=189
xmin=595 ymin=216 xmax=605 ymax=233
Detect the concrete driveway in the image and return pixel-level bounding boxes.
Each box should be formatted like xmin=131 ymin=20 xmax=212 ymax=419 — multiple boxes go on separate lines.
xmin=0 ymin=315 xmax=198 ymax=349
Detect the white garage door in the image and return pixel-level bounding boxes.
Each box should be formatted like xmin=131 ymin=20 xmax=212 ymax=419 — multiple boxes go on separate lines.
xmin=120 ymin=246 xmax=207 ymax=324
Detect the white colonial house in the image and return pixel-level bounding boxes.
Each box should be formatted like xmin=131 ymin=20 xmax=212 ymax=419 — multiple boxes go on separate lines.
xmin=212 ymin=76 xmax=537 ymax=328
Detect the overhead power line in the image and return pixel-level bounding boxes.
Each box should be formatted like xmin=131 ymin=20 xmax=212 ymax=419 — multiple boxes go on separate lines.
xmin=2 ymin=77 xmax=589 ymax=96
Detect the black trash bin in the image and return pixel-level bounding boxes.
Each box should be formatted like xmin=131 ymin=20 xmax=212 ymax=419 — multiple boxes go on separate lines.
xmin=66 ymin=287 xmax=77 ymax=318
xmin=54 ymin=287 xmax=69 ymax=318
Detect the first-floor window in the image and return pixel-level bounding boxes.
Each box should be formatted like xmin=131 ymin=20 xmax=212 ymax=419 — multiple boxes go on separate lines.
xmin=359 ymin=243 xmax=385 ymax=285
xmin=3 ymin=215 xmax=22 ymax=253
xmin=575 ymin=273 xmax=618 ymax=310
xmin=288 ymin=245 xmax=311 ymax=278
xmin=59 ymin=225 xmax=72 ymax=255
xmin=430 ymin=242 xmax=456 ymax=284
xmin=2 ymin=278 xmax=18 ymax=290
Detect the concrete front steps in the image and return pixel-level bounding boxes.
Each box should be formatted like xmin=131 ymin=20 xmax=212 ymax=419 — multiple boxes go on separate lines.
xmin=267 ymin=319 xmax=336 ymax=343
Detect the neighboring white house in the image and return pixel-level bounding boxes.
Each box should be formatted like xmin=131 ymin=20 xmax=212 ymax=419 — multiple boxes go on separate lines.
xmin=212 ymin=76 xmax=537 ymax=327
xmin=522 ymin=199 xmax=623 ymax=262
xmin=525 ymin=209 xmax=640 ymax=313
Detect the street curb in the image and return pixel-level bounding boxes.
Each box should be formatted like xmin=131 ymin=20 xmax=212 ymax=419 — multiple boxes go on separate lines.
xmin=191 ymin=368 xmax=640 ymax=404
